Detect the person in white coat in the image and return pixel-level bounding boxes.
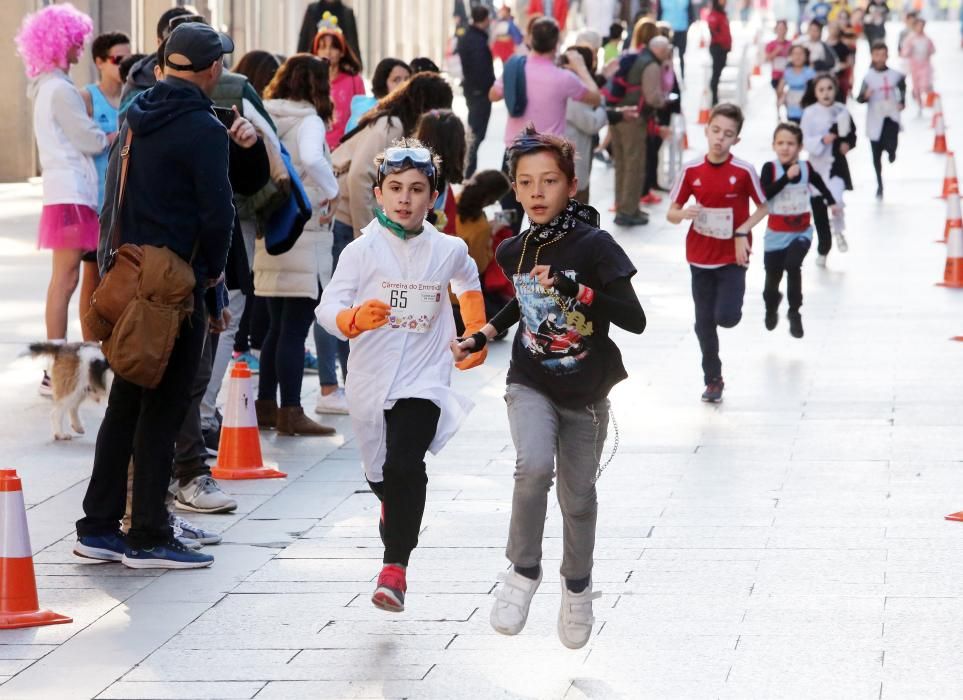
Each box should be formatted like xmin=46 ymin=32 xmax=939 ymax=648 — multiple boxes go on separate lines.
xmin=316 ymin=141 xmax=489 ymax=614
xmin=800 ymin=74 xmax=856 ymax=254
xmin=254 ymin=55 xmax=340 ymax=436
xmin=16 ymin=4 xmax=109 ymax=395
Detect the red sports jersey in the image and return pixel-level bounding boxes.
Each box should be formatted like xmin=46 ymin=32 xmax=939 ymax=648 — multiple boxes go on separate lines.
xmin=670 ymin=155 xmax=766 ymax=268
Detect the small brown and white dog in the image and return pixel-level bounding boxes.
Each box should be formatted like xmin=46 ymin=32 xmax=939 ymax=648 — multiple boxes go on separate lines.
xmin=29 ymin=342 xmax=113 ymax=441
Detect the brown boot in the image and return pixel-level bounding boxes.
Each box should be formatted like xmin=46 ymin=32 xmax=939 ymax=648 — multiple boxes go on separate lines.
xmin=255 ymin=399 xmax=278 ymax=429
xmin=276 ymin=406 xmax=336 ymax=436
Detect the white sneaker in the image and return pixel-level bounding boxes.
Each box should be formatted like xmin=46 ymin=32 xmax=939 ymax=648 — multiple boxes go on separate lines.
xmin=170 ymin=513 xmax=222 ymax=545
xmin=490 ymin=568 xmax=542 ymax=635
xmin=557 ymin=579 xmax=601 ymax=650
xmin=315 ymin=388 xmax=349 ymax=415
xmin=174 ymin=475 xmax=237 ymax=514
xmin=815 ymin=254 xmax=827 ymax=268
xmin=834 ymin=231 xmax=848 ymax=253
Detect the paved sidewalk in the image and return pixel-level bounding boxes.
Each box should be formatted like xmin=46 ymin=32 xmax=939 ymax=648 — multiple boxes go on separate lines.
xmin=3 ymin=21 xmax=963 ymax=700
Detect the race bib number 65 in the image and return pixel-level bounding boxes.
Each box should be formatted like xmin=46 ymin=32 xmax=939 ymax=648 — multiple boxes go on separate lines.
xmin=382 ymin=280 xmax=444 ymax=333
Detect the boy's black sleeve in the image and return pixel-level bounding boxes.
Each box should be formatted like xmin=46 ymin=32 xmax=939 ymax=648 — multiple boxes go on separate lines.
xmin=761 ymin=161 xmax=791 ymax=200
xmin=489 ymin=298 xmax=521 ymax=335
xmin=808 ymin=169 xmax=836 ymax=206
xmin=589 ymin=276 xmax=646 ymax=334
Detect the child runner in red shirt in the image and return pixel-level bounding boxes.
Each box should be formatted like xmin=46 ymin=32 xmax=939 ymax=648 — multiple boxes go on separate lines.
xmin=667 ymin=103 xmax=768 ymax=403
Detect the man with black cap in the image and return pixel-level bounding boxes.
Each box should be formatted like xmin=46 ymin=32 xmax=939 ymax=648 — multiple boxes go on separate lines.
xmin=75 ymin=22 xmax=239 ymax=570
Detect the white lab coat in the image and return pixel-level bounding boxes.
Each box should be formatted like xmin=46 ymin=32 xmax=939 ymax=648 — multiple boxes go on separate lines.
xmin=316 ymin=218 xmax=481 ymax=482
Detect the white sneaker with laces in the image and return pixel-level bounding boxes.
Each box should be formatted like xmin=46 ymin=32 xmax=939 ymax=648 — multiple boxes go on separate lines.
xmin=315 ymin=388 xmax=349 ymax=415
xmin=834 ymin=231 xmax=848 ymax=253
xmin=490 ymin=568 xmax=542 ymax=635
xmin=557 ymin=579 xmax=601 ymax=650
xmin=174 ymin=475 xmax=237 ymax=514
xmin=171 ymin=519 xmax=203 ymax=550
xmin=170 ymin=513 xmax=222 ymax=545
xmin=815 ymin=254 xmax=827 ymax=268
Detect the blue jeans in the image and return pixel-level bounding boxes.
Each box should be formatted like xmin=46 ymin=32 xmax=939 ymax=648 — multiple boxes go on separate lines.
xmin=315 ymin=219 xmax=353 ymax=386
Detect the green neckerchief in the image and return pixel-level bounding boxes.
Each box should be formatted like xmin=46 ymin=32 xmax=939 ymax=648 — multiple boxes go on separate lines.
xmin=376 ymin=208 xmax=424 ymax=240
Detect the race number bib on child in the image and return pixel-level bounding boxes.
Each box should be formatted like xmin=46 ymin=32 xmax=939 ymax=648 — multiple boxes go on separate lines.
xmin=695 ymin=207 xmax=734 ymax=239
xmin=381 ymin=280 xmax=444 ymax=333
xmin=770 ymin=188 xmax=810 ymax=216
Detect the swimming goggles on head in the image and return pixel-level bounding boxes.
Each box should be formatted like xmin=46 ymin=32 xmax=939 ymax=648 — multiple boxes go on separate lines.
xmin=379 ymin=147 xmax=437 ymax=186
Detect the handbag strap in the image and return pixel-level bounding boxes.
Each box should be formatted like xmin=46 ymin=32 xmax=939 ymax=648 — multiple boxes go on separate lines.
xmin=109 ymin=127 xmax=201 ymax=266
xmin=109 ymin=127 xmax=134 ymax=256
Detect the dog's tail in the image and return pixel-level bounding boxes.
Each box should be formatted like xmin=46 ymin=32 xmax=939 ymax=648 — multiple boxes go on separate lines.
xmin=28 ymin=342 xmax=68 ymax=358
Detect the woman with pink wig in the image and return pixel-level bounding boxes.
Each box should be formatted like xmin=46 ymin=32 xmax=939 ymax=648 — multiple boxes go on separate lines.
xmin=16 ymin=3 xmax=109 ymax=395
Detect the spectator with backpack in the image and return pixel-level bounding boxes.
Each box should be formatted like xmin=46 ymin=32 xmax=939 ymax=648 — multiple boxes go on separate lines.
xmin=608 ymin=29 xmax=668 ymax=227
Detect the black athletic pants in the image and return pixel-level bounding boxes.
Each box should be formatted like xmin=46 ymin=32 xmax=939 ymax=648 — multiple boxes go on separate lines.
xmin=763 ymin=238 xmax=811 ymax=313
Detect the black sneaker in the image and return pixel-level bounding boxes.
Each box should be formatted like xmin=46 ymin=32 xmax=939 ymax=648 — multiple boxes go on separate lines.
xmin=876 ymin=185 xmax=884 ymax=199
xmin=787 ymin=310 xmax=804 ymax=338
xmin=701 ymin=379 xmax=724 ymax=403
xmin=614 ymin=211 xmax=649 ymax=227
xmin=765 ymin=308 xmax=778 ymax=331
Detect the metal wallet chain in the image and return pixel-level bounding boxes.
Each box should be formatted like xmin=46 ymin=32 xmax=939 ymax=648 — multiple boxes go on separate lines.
xmin=517 ymin=231 xmax=621 ymax=484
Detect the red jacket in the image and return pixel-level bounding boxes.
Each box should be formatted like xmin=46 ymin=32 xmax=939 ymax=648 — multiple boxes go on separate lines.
xmin=707 ymin=9 xmax=732 ymax=51
xmin=528 ymin=0 xmax=568 ymax=29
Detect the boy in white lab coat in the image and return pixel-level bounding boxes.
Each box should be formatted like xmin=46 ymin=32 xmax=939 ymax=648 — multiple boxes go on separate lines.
xmin=316 ymin=139 xmax=488 ymax=613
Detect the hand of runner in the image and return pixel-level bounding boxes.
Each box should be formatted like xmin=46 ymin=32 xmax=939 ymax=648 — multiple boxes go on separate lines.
xmin=786 ymin=163 xmax=801 ymax=179
xmin=839 ymin=143 xmax=850 ymax=155
xmin=449 ymin=338 xmax=473 ymax=362
xmin=681 ymin=204 xmax=702 ymax=220
xmin=822 ymin=133 xmax=837 ymax=144
xmin=531 ymin=264 xmax=556 ymax=289
xmin=734 ymin=235 xmax=751 ymax=267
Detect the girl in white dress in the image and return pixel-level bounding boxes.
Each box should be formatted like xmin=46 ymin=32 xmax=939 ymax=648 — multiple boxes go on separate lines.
xmin=800 ymin=74 xmax=856 ymax=253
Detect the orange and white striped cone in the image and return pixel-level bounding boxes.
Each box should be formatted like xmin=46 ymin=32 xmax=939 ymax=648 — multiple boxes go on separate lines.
xmin=937 ymin=221 xmax=963 ymax=288
xmin=931 ymin=94 xmax=943 ymax=129
xmin=946 ymin=191 xmax=962 ymax=241
xmin=926 ymin=90 xmax=938 ymax=108
xmin=938 ymin=192 xmax=962 ymax=243
xmin=933 ymin=114 xmax=948 ymax=154
xmin=0 ymin=470 xmax=71 ymax=629
xmin=211 ymin=362 xmax=286 ymax=480
xmin=697 ymin=86 xmax=711 ymax=125
xmin=940 ymin=152 xmax=959 ymax=199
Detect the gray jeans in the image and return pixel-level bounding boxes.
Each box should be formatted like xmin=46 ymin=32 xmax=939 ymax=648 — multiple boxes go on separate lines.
xmin=505 ymin=382 xmax=609 ymax=581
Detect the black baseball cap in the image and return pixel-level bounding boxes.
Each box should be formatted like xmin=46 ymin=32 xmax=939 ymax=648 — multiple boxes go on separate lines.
xmin=164 ymin=22 xmax=234 ymax=72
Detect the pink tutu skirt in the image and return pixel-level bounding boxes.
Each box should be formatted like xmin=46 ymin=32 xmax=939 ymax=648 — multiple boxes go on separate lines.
xmin=37 ymin=203 xmax=99 ymax=251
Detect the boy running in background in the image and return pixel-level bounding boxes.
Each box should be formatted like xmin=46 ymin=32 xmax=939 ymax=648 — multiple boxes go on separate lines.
xmin=667 ymin=104 xmax=768 ymax=403
xmin=857 ymin=42 xmax=905 ymax=198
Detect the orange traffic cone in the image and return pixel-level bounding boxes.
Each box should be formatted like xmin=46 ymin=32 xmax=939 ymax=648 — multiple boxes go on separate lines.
xmin=946 ymin=509 xmax=963 ymax=519
xmin=926 ymin=90 xmax=938 ymax=108
xmin=931 ymin=94 xmax=943 ymax=129
xmin=211 ymin=362 xmax=286 ymax=480
xmin=933 ymin=114 xmax=948 ymax=154
xmin=682 ymin=128 xmax=689 ymax=150
xmin=940 ymin=192 xmax=963 ymax=243
xmin=940 ymin=152 xmax=959 ymax=199
xmin=938 ymin=221 xmax=963 ymax=287
xmin=697 ymin=87 xmax=711 ymax=125
xmin=0 ymin=470 xmax=71 ymax=629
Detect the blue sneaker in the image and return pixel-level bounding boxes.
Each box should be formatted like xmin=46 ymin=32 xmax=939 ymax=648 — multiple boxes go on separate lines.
xmin=303 ymin=348 xmax=318 ymax=373
xmin=232 ymin=351 xmax=260 ymax=374
xmin=122 ymin=538 xmax=214 ymax=569
xmin=73 ymin=531 xmax=126 ymax=562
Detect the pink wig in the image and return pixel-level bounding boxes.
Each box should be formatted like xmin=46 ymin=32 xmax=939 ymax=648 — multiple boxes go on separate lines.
xmin=15 ymin=3 xmax=93 ymax=79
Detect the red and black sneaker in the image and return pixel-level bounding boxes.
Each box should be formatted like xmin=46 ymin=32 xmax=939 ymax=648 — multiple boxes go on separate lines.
xmin=701 ymin=378 xmax=724 ymax=403
xmin=372 ymin=564 xmax=407 ymax=612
